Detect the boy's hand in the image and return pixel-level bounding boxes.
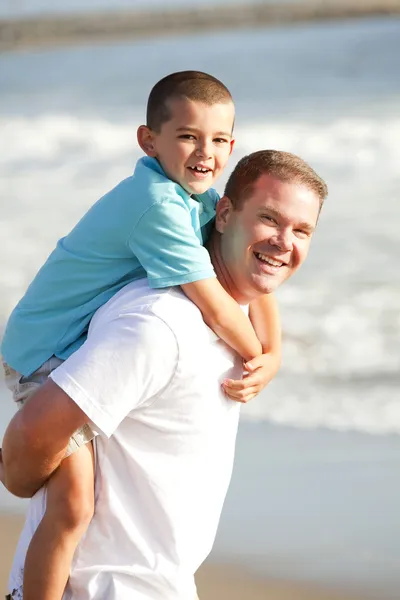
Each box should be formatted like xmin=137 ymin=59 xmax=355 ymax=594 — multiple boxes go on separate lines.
xmin=222 ymin=353 xmax=280 ymax=403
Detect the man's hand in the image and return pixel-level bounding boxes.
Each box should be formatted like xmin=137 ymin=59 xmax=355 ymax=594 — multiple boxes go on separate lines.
xmin=222 ymin=353 xmax=280 ymax=403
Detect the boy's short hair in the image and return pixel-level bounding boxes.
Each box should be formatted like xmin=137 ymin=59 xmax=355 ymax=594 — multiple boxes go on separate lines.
xmin=225 ymin=150 xmax=328 ymax=210
xmin=147 ymin=71 xmax=233 ymax=132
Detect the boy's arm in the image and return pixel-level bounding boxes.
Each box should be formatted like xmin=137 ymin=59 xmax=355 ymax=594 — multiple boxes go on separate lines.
xmin=181 ymin=278 xmax=262 ymax=362
xmin=249 ymin=292 xmax=281 ymax=364
xmin=222 ymin=293 xmax=282 ymax=403
xmin=130 ymin=195 xmax=261 ymax=362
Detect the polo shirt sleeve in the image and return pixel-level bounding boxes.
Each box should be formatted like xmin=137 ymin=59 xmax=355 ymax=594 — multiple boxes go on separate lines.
xmin=128 ymin=194 xmax=215 ymax=289
xmin=50 ymin=309 xmax=178 ymax=438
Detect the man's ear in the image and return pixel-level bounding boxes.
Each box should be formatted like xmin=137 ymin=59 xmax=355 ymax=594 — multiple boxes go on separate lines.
xmin=137 ymin=125 xmax=157 ymax=157
xmin=215 ymin=195 xmax=233 ymax=233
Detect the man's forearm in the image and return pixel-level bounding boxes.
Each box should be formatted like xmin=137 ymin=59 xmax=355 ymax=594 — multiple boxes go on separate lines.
xmin=3 ymin=408 xmax=68 ymax=497
xmin=2 ymin=379 xmax=88 ymax=497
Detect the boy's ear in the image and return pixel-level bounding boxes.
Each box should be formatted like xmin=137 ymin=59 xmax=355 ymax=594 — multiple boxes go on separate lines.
xmin=215 ymin=195 xmax=233 ymax=233
xmin=229 ymin=137 xmax=235 ymax=156
xmin=137 ymin=125 xmax=157 ymax=157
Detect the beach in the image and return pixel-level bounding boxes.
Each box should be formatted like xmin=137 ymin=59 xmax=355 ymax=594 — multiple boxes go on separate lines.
xmin=0 ymin=509 xmax=369 ymax=600
xmin=1 ymin=12 xmax=400 ymax=600
xmin=2 ymin=422 xmax=400 ymax=599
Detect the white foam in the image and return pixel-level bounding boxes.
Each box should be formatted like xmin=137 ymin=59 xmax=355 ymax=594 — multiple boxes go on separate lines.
xmin=3 ymin=113 xmax=399 ymax=171
xmin=235 ymin=117 xmax=400 ymax=176
xmin=1 ymin=17 xmax=399 ymax=435
xmin=1 ymin=110 xmax=400 ymax=434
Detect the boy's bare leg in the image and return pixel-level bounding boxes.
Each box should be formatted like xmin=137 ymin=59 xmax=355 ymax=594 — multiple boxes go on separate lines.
xmin=23 ymin=442 xmax=95 ymax=600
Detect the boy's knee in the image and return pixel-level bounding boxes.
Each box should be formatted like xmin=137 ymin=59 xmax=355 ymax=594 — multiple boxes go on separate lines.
xmin=46 ymin=444 xmax=95 ymax=533
xmin=51 ymin=488 xmax=94 ymax=532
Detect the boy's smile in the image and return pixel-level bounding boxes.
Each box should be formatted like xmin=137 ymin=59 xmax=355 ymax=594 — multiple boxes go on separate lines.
xmin=138 ymin=97 xmax=235 ymax=195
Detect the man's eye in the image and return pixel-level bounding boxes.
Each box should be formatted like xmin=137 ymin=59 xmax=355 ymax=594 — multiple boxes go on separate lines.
xmin=295 ymin=229 xmax=310 ymax=238
xmin=262 ymin=215 xmax=275 ymax=223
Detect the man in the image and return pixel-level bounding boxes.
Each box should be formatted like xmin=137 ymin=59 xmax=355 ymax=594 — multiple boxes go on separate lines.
xmin=2 ymin=150 xmax=327 ymax=600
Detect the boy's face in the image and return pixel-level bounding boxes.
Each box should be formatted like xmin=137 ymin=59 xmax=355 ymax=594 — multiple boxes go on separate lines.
xmin=138 ymin=97 xmax=235 ymax=195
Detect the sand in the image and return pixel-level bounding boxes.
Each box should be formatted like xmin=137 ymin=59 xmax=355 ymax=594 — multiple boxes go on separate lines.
xmin=0 ymin=512 xmax=369 ymax=600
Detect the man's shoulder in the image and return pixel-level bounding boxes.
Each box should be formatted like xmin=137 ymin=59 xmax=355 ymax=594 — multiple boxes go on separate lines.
xmin=151 ymin=287 xmax=204 ymax=329
xmin=91 ymin=280 xmax=205 ymax=337
xmin=92 ymin=280 xmax=197 ymax=317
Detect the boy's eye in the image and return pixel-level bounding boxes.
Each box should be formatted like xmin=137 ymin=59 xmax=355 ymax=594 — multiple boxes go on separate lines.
xmin=178 ymin=134 xmax=196 ymax=140
xmin=214 ymin=137 xmax=229 ymax=144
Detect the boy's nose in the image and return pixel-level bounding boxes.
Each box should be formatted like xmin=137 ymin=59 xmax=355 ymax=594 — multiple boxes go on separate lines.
xmin=195 ymin=141 xmax=212 ymax=159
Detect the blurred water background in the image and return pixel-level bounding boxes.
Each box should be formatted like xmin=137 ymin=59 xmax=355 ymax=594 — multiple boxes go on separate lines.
xmin=0 ymin=0 xmax=295 ymax=20
xmin=1 ymin=3 xmax=400 ymax=597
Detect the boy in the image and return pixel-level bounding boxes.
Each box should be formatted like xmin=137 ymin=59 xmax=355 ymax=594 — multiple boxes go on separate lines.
xmin=1 ymin=71 xmax=281 ymax=600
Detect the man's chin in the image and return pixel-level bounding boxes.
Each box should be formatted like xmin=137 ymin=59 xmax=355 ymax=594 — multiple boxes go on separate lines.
xmin=251 ymin=274 xmax=281 ymax=295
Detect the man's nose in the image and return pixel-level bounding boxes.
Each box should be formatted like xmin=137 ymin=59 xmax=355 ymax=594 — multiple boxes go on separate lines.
xmin=270 ymin=229 xmax=293 ymax=252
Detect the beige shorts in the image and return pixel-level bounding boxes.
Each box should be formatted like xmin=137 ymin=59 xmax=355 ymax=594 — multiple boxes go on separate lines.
xmin=2 ymin=357 xmax=95 ymax=457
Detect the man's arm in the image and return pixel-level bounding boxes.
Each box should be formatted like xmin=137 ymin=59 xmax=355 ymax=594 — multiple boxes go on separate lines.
xmin=3 ymin=308 xmax=179 ymax=497
xmin=2 ymin=379 xmax=88 ymax=498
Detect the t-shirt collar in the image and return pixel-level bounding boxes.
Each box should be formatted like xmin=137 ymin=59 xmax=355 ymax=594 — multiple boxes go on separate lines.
xmin=137 ymin=156 xmax=195 ymax=201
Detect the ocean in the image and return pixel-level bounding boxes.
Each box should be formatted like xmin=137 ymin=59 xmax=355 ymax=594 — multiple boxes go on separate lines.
xmin=1 ymin=15 xmax=400 ymax=596
xmin=1 ymin=16 xmax=399 ymax=434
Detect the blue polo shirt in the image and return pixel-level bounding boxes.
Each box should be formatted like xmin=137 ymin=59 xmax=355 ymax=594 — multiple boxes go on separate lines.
xmin=1 ymin=157 xmax=218 ymax=376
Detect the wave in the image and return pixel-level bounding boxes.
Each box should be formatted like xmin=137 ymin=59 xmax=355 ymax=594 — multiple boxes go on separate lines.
xmin=2 ymin=112 xmax=400 ymax=169
xmin=1 ymin=111 xmax=399 ymax=434
xmin=242 ymin=282 xmax=400 ymax=435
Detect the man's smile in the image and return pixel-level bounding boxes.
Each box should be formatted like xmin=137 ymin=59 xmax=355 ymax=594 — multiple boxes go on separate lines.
xmin=254 ymin=252 xmax=287 ymax=273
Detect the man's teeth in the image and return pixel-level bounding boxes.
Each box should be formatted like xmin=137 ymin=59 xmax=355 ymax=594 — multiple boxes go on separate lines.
xmin=189 ymin=166 xmax=210 ymax=173
xmin=256 ymin=253 xmax=283 ymax=267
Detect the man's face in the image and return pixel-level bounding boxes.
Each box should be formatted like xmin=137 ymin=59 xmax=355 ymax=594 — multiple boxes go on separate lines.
xmin=139 ymin=97 xmax=235 ymax=195
xmin=216 ymin=173 xmax=321 ymax=302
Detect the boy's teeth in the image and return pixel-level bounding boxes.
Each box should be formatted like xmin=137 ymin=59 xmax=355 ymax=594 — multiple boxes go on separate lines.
xmin=190 ymin=166 xmax=210 ymax=172
xmin=256 ymin=253 xmax=283 ymax=267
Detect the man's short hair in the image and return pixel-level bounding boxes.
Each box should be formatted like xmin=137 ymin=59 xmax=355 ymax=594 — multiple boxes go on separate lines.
xmin=146 ymin=71 xmax=233 ymax=132
xmin=225 ymin=150 xmax=328 ymax=210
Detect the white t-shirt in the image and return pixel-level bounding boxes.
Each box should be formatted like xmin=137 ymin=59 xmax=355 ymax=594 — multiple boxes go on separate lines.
xmin=9 ymin=280 xmax=243 ymax=600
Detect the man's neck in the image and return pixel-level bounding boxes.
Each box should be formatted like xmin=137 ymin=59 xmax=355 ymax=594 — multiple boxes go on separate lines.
xmin=207 ymin=232 xmax=250 ymax=305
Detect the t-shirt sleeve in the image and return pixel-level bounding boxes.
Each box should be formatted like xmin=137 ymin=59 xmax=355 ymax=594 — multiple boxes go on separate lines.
xmin=50 ymin=309 xmax=178 ymax=437
xmin=128 ymin=194 xmax=215 ymax=289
